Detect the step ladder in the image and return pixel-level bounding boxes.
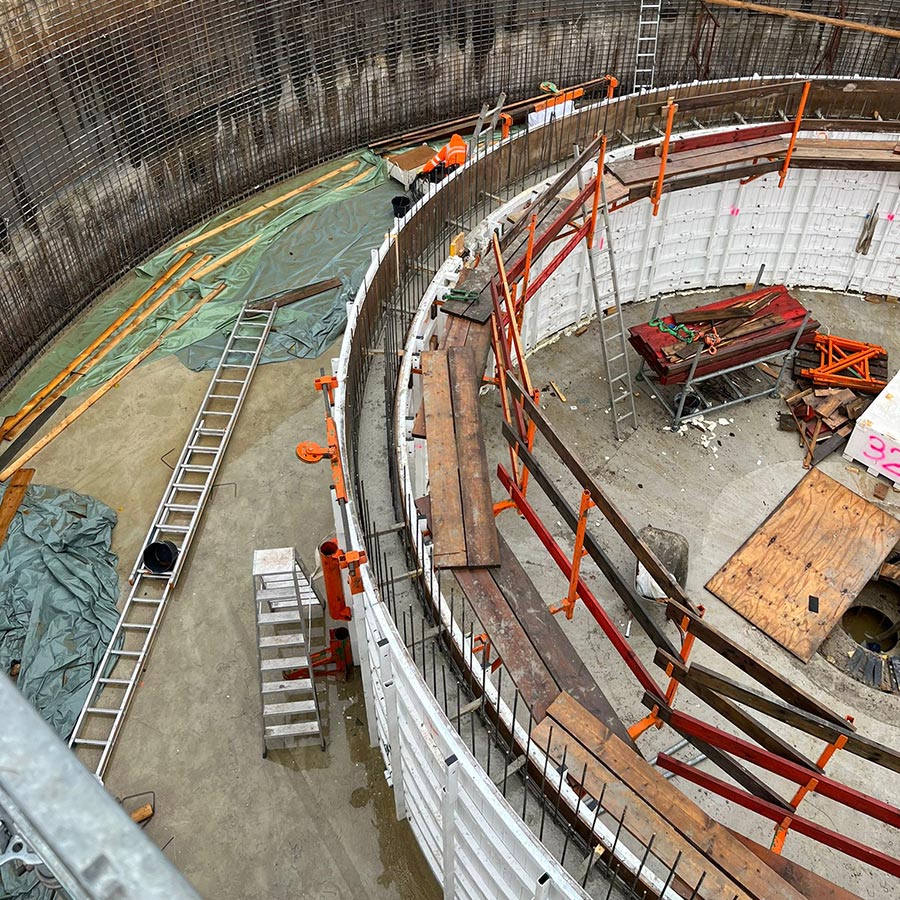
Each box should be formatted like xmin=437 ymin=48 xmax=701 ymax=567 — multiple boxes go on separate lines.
xmin=634 ymin=0 xmax=662 ymax=90
xmin=575 ymin=156 xmax=638 ymax=441
xmin=253 ymin=548 xmax=327 ymax=755
xmin=68 ymin=303 xmax=276 ymax=778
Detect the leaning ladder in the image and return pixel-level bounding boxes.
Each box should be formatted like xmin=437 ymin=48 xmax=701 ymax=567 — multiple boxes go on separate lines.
xmin=69 ymin=302 xmax=276 ymax=778
xmin=634 ymin=0 xmax=662 ymax=90
xmin=253 ymin=548 xmax=327 ymax=755
xmin=576 ymin=155 xmax=638 ymax=440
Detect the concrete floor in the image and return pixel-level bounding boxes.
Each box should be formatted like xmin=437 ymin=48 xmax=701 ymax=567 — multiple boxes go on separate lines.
xmin=483 ymin=287 xmax=900 ymax=898
xmin=13 ymin=341 xmax=439 ymax=898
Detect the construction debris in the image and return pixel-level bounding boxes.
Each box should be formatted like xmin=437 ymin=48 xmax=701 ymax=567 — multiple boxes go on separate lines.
xmin=794 ymin=333 xmax=889 ymax=393
xmin=782 ymin=386 xmax=871 ymax=467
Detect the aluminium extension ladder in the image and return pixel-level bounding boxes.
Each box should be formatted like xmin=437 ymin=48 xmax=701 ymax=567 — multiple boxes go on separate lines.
xmin=253 ymin=548 xmax=327 ymax=755
xmin=634 ymin=0 xmax=663 ymax=90
xmin=575 ymin=155 xmax=638 ymax=441
xmin=69 ymin=303 xmax=277 ymax=778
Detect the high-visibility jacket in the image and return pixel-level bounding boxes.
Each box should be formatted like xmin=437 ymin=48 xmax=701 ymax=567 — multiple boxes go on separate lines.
xmin=421 ymin=134 xmax=467 ymax=175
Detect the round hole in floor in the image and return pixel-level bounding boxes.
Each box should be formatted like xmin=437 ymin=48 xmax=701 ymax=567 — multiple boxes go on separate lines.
xmin=841 ymin=605 xmax=898 ymax=653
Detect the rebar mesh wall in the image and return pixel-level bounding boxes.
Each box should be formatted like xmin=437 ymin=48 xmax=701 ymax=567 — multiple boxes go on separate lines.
xmin=1 ymin=0 xmax=899 ymax=387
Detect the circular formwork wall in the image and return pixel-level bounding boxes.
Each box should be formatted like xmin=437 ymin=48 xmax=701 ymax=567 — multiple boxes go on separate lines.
xmin=1 ymin=0 xmax=900 ymax=388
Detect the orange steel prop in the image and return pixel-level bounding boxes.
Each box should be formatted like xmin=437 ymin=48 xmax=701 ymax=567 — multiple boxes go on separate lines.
xmin=771 ymin=723 xmax=851 ymax=854
xmin=629 ymin=606 xmax=703 ymax=740
xmin=550 ymin=490 xmax=593 ymax=619
xmin=651 ymin=102 xmax=678 ymax=216
xmin=779 ymin=81 xmax=810 ymax=188
xmin=518 ymin=215 xmax=538 ymax=326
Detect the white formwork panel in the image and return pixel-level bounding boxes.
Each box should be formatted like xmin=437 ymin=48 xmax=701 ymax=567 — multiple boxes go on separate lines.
xmin=845 ymin=371 xmax=900 ymax=486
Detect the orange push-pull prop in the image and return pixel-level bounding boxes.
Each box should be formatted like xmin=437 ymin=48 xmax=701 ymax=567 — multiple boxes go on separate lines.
xmin=550 ymin=490 xmax=594 ymax=619
xmin=770 ymin=718 xmax=852 ymax=853
xmin=628 ymin=605 xmax=703 ymax=740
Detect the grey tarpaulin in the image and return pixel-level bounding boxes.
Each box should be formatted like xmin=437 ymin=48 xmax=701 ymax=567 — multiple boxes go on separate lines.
xmin=0 ymin=483 xmax=120 ymax=738
xmin=1 ymin=484 xmax=120 ymax=899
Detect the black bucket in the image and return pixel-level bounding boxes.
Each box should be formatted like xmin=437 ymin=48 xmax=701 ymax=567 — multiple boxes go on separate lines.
xmin=143 ymin=540 xmax=179 ymax=574
xmin=391 ymin=195 xmax=412 ymax=218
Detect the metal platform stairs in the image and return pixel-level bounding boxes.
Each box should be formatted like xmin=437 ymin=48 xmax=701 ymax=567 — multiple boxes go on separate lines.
xmin=634 ymin=0 xmax=662 ymax=90
xmin=68 ymin=302 xmax=276 ymax=778
xmin=253 ymin=548 xmax=327 ymax=755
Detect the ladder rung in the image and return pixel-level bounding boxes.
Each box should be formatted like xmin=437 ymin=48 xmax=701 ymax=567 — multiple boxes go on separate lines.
xmin=225 ymin=348 xmax=257 ymax=354
xmin=132 ymin=597 xmax=165 ymax=605
xmin=221 ymin=364 xmax=252 ymax=369
xmin=259 ymin=633 xmax=305 ymax=649
xmin=73 ymin=738 xmax=109 ymax=747
xmin=86 ymin=706 xmax=121 ymax=716
xmin=112 ymin=649 xmax=142 ymax=658
xmin=608 ymin=353 xmax=625 ymax=363
xmin=264 ymin=722 xmax=320 ymax=739
xmin=182 ymin=464 xmax=214 ymax=472
xmin=157 ymin=523 xmax=191 ymax=533
xmin=260 ymin=655 xmax=309 ymax=671
xmin=263 ymin=700 xmax=317 ymax=717
xmin=173 ymin=483 xmax=205 ymax=491
xmin=122 ymin=623 xmax=152 ymax=631
xmin=197 ymin=428 xmax=226 ymax=436
xmin=616 ymin=413 xmax=637 ymax=423
xmin=611 ymin=373 xmax=629 ymax=383
xmin=99 ymin=678 xmax=130 ymax=685
xmin=215 ymin=379 xmax=247 ymax=384
xmin=164 ymin=503 xmax=200 ymax=512
xmin=262 ymin=679 xmax=313 ymax=694
xmin=258 ymin=610 xmax=302 ymax=625
xmin=187 ymin=445 xmax=219 ymax=453
xmin=209 ymin=393 xmax=239 ymax=400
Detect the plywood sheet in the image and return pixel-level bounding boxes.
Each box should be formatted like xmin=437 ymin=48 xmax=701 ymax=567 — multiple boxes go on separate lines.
xmin=706 ymin=469 xmax=900 ymax=662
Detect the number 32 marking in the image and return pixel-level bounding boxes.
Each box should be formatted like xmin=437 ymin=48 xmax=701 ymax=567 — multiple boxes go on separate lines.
xmin=862 ymin=435 xmax=900 ymax=476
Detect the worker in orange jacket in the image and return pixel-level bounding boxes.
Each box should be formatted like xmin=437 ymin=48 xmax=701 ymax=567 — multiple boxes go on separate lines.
xmin=419 ymin=134 xmax=468 ymax=184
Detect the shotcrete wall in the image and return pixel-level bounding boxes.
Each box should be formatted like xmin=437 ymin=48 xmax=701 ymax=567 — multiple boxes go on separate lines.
xmin=0 ymin=0 xmax=898 ymax=387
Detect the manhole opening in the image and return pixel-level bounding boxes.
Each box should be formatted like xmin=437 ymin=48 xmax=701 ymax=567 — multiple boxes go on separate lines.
xmin=841 ymin=605 xmax=898 ymax=653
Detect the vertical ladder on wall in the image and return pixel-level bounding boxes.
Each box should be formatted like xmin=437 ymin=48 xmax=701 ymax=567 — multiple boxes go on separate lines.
xmin=634 ymin=0 xmax=662 ymax=90
xmin=253 ymin=548 xmax=327 ymax=755
xmin=576 ymin=156 xmax=638 ymax=441
xmin=68 ymin=302 xmax=277 ymax=779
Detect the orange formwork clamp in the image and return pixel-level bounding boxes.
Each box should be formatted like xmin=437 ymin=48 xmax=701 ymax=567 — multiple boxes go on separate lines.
xmin=296 ymin=373 xmax=348 ymax=503
xmin=770 ymin=718 xmax=852 ymax=854
xmin=499 ymin=113 xmax=513 ymax=140
xmin=628 ymin=605 xmax=704 ymax=740
xmin=550 ymin=490 xmax=594 ymax=619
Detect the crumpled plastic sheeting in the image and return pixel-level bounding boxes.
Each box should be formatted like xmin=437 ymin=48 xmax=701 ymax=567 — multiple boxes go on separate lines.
xmin=0 ymin=483 xmax=120 ymax=739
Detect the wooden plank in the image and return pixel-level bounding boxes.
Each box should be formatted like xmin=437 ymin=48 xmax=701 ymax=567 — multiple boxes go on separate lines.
xmin=701 ymin=0 xmax=900 ymax=40
xmin=420 ymin=350 xmax=467 ymax=567
xmin=541 ymin=693 xmax=806 ymax=900
xmin=654 ymin=650 xmax=821 ymax=772
xmin=607 ymin=136 xmax=788 ymax=187
xmin=248 ymin=277 xmax=342 ymax=310
xmin=532 ymin=718 xmax=750 ymax=900
xmin=635 ymin=81 xmax=805 ymax=117
xmin=726 ymin=830 xmax=863 ymax=900
xmin=706 ymin=468 xmax=900 ymax=662
xmin=490 ymin=533 xmax=635 ymax=748
xmin=0 ymin=468 xmax=34 ymax=546
xmin=452 ymin=567 xmax=559 ymax=721
xmin=663 ymin=603 xmax=848 ymax=727
xmin=447 ymin=347 xmax=500 ymax=567
xmin=0 ymin=288 xmax=225 ymax=483
xmin=662 ymin=657 xmax=900 ymax=774
xmin=633 ymin=122 xmax=793 ymax=159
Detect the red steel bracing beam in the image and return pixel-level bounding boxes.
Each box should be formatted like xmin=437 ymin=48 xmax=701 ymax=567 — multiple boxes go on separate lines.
xmin=497 ymin=464 xmax=666 ymax=701
xmin=656 ymin=755 xmax=900 ymax=879
xmin=522 ymin=219 xmax=592 ymax=305
xmin=504 ymin=176 xmax=598 ymax=285
xmin=660 ymin=706 xmax=900 ymax=829
xmin=632 ymin=121 xmax=795 ymax=160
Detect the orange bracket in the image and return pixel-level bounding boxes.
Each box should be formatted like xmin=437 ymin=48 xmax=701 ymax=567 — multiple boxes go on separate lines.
xmin=651 ymin=102 xmax=678 ymax=216
xmin=771 ymin=718 xmax=852 ymax=853
xmin=606 ymin=76 xmax=619 ymax=100
xmin=778 ymin=81 xmax=810 ymax=189
xmin=297 ymin=374 xmax=347 ymax=503
xmin=471 ymin=633 xmax=503 ymax=673
xmin=628 ymin=605 xmax=704 ymax=740
xmin=337 ymin=548 xmax=368 ymax=595
xmin=550 ymin=490 xmax=594 ymax=619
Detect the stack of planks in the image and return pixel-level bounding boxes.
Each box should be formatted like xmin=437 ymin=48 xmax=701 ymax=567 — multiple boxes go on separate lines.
xmin=628 ymin=286 xmax=818 ymax=385
xmin=532 ymin=693 xmax=844 ymax=900
xmin=780 ymin=386 xmax=872 ymax=467
xmin=420 ymin=347 xmax=499 ymax=568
